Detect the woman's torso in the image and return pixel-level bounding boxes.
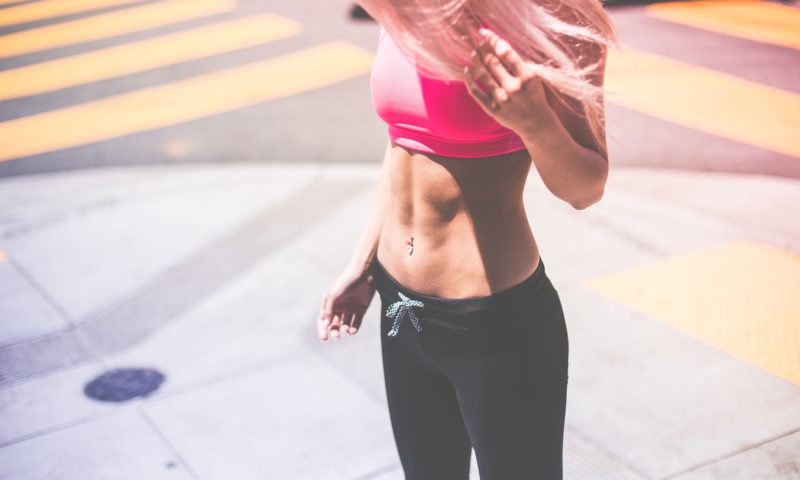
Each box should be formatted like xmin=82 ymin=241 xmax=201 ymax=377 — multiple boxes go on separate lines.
xmin=372 ymin=25 xmax=541 ymax=298
xmin=376 ymin=144 xmax=541 ymax=299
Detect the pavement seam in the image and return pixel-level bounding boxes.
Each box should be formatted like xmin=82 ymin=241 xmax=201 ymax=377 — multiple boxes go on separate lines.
xmin=304 ymin=330 xmax=388 ymax=406
xmin=140 ymin=351 xmax=302 ymax=405
xmin=564 ymin=422 xmax=652 ymax=480
xmin=138 ymin=406 xmax=202 ymax=480
xmin=348 ymin=462 xmax=402 ymax=480
xmin=0 ymin=169 xmax=293 ymax=240
xmin=4 ymin=255 xmax=78 ymax=330
xmin=0 ymin=395 xmax=133 ymax=449
xmin=659 ymin=426 xmax=800 ymax=479
xmin=0 ymin=353 xmax=303 ymax=448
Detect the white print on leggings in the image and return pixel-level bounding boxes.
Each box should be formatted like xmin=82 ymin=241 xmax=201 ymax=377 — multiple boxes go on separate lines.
xmin=386 ymin=291 xmax=424 ymax=336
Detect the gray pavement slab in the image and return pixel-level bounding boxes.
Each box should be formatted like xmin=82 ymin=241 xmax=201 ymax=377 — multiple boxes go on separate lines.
xmin=104 ymin=244 xmax=329 ymax=396
xmin=0 ymin=262 xmax=68 ymax=344
xmin=142 ymin=353 xmax=398 ymax=480
xmin=294 ymin=163 xmax=388 ymax=274
xmin=563 ymin=425 xmax=645 ymax=480
xmin=0 ymin=408 xmax=195 ymax=480
xmin=0 ymin=164 xmax=323 ymax=322
xmin=0 ymin=359 xmax=112 ymax=446
xmin=600 ymin=167 xmax=800 ymax=250
xmin=0 ymin=164 xmax=373 ymax=387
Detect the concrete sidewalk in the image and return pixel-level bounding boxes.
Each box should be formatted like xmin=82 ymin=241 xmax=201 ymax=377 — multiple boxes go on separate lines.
xmin=0 ymin=162 xmax=798 ymax=479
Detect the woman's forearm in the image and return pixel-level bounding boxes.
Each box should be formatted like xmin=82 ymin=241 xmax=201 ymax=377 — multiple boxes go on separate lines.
xmin=518 ymin=105 xmax=608 ymax=210
xmin=347 ymin=141 xmax=393 ymax=274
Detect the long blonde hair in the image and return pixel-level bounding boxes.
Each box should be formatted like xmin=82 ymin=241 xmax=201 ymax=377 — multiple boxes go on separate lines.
xmin=356 ymin=0 xmax=622 ymax=157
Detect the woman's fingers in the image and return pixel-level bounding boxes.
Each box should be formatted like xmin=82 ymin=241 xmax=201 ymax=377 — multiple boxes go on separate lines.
xmin=482 ymin=51 xmax=520 ymax=96
xmin=351 ymin=312 xmax=364 ymax=334
xmin=323 ymin=289 xmax=335 ymax=321
xmin=343 ymin=312 xmax=356 ymax=335
xmin=464 ymin=64 xmax=498 ymax=111
xmin=480 ymin=28 xmax=527 ymax=78
xmin=466 ymin=47 xmax=508 ymax=108
xmin=318 ymin=291 xmax=367 ymax=341
xmin=317 ymin=294 xmax=330 ymax=341
xmin=332 ymin=311 xmax=356 ymax=338
xmin=464 ymin=74 xmax=492 ymax=110
xmin=473 ymin=37 xmax=517 ymax=96
xmin=318 ymin=317 xmax=329 ymax=341
xmin=479 ymin=69 xmax=506 ymax=105
xmin=330 ymin=312 xmax=343 ymax=339
xmin=322 ymin=309 xmax=364 ymax=339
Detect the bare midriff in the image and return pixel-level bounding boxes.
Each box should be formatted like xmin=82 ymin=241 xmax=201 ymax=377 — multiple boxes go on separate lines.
xmin=375 ymin=140 xmax=541 ymax=299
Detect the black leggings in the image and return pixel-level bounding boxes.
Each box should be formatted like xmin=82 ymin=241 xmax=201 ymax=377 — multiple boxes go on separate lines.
xmin=369 ymin=255 xmax=569 ymax=480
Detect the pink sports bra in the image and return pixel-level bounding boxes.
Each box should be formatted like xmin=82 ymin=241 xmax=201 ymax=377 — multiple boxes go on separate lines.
xmin=370 ymin=25 xmax=528 ymax=158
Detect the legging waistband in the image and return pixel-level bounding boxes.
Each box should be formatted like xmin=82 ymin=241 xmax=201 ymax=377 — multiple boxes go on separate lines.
xmin=368 ymin=254 xmax=550 ymax=325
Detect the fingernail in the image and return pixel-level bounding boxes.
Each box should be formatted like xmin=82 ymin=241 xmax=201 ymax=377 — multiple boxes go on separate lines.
xmin=479 ymin=28 xmax=490 ymax=36
xmin=462 ymin=65 xmax=469 ymax=74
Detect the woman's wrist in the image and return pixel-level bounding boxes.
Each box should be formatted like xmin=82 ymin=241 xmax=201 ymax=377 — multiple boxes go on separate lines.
xmin=346 ymin=254 xmax=374 ymax=278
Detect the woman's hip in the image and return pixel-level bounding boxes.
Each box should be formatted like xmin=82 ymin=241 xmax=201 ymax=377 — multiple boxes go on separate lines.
xmin=370 ymin=253 xmax=564 ymax=344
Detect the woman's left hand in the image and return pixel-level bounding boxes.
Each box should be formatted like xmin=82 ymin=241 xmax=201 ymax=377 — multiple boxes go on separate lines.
xmin=463 ymin=28 xmax=553 ymax=134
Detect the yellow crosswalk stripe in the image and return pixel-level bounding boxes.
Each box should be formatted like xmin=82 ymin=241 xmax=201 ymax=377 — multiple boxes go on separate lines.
xmin=584 ymin=239 xmax=800 ymax=386
xmin=0 ymin=0 xmax=233 ymax=58
xmin=606 ymin=46 xmax=800 ymax=158
xmin=0 ymin=14 xmax=302 ymax=101
xmin=647 ymin=0 xmax=800 ymax=50
xmin=0 ymin=0 xmax=140 ymax=28
xmin=0 ymin=41 xmax=374 ymax=162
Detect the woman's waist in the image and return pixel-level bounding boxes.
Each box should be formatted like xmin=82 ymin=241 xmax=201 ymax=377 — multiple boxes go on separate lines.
xmin=376 ymin=216 xmax=540 ymax=299
xmin=371 ymin=242 xmax=550 ymax=328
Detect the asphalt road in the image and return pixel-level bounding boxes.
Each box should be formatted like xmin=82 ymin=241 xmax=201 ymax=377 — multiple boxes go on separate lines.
xmin=0 ymin=0 xmax=798 ymax=177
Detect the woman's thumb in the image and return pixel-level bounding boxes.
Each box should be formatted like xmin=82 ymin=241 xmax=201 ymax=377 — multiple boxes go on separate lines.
xmin=323 ymin=291 xmax=335 ymax=317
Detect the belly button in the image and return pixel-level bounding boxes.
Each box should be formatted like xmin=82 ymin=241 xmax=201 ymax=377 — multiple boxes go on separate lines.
xmin=406 ymin=236 xmax=414 ymax=255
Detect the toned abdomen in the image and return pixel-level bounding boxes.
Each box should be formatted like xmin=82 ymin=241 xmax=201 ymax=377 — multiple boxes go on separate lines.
xmin=376 ymin=144 xmax=541 ymax=299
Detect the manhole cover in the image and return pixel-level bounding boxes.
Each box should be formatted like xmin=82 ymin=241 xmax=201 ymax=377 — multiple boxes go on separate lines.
xmin=84 ymin=368 xmax=165 ymax=402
